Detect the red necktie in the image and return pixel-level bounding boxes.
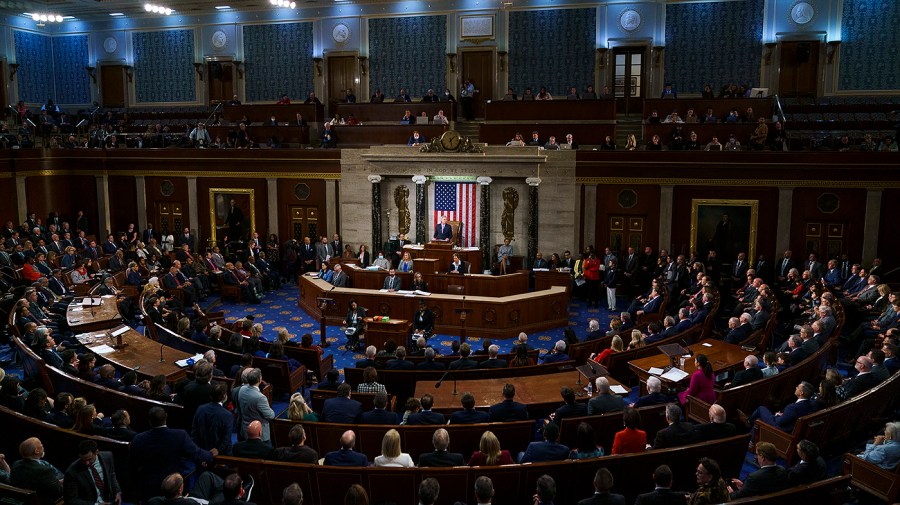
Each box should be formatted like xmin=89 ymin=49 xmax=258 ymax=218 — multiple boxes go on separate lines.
xmin=172 ymin=273 xmax=182 ymax=286
xmin=89 ymin=462 xmax=105 ymax=496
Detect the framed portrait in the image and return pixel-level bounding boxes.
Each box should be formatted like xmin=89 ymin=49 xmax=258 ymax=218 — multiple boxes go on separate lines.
xmin=209 ymin=188 xmax=255 ymax=245
xmin=460 ymin=15 xmax=494 ymax=40
xmin=690 ymin=199 xmax=759 ymax=262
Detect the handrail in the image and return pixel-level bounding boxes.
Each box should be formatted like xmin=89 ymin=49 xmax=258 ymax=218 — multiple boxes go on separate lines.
xmin=773 ymin=94 xmax=786 ymax=124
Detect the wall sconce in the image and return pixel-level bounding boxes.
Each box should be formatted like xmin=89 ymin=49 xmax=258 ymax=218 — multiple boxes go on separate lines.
xmin=827 ymin=40 xmax=841 ymax=64
xmin=497 ymin=51 xmax=507 ymax=72
xmin=764 ymin=42 xmax=777 ymax=65
xmin=597 ymin=48 xmax=608 ymax=69
xmin=358 ymin=56 xmax=367 ymax=76
xmin=85 ymin=66 xmax=96 ymax=83
xmin=447 ymin=53 xmax=456 ymax=74
xmin=193 ymin=62 xmax=204 ymax=81
xmin=652 ymin=46 xmax=664 ymax=66
xmin=8 ymin=63 xmax=19 ymax=81
xmin=232 ymin=60 xmax=243 ymax=78
xmin=124 ymin=65 xmax=133 ymax=82
xmin=312 ymin=57 xmax=323 ymax=77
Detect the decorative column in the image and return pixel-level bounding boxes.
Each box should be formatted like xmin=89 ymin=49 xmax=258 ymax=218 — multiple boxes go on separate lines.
xmin=412 ymin=175 xmax=427 ymax=244
xmin=325 ymin=179 xmax=337 ymax=236
xmin=775 ymin=188 xmax=793 ymax=256
xmin=368 ymin=175 xmax=383 ymax=253
xmin=15 ymin=176 xmax=27 ymax=224
xmin=861 ymin=189 xmax=883 ymax=264
xmin=135 ymin=176 xmax=148 ymax=232
xmin=266 ymin=178 xmax=279 ymax=238
xmin=658 ymin=185 xmax=673 ymax=252
xmin=477 ymin=176 xmax=492 ymax=273
xmin=583 ymin=185 xmax=597 ymax=251
xmin=526 ymin=177 xmax=541 ymax=269
xmin=186 ymin=177 xmax=199 ymax=236
xmin=95 ymin=175 xmax=111 ymax=235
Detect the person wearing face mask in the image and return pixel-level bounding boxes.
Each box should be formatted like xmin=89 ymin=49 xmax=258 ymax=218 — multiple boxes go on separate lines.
xmin=383 ymin=268 xmax=401 ymax=292
xmin=442 ymin=88 xmax=456 ymax=103
xmin=407 ymin=130 xmax=425 ymax=146
xmin=373 ymin=251 xmax=391 ymax=270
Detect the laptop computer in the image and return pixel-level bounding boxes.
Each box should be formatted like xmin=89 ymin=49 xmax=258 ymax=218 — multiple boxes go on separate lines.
xmin=415 ymin=116 xmax=429 ymax=125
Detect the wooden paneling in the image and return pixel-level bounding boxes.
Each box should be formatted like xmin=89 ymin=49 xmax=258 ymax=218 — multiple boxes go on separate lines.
xmin=144 ymin=176 xmax=189 ymax=241
xmin=790 ymin=187 xmax=866 ymax=261
xmin=222 ymin=104 xmax=325 ymax=123
xmin=330 ymin=124 xmax=448 ymax=147
xmin=276 ymin=178 xmax=326 ymax=244
xmin=334 ymin=102 xmax=455 ymax=123
xmin=479 ymin=124 xmax=615 ymax=146
xmin=197 ymin=177 xmax=268 ymax=248
xmin=108 ymin=175 xmax=138 ymax=234
xmin=485 ymin=99 xmax=616 ymax=121
xmin=878 ymin=189 xmax=900 ymax=263
xmin=594 ymin=185 xmax=661 ymax=254
xmin=460 ymin=50 xmax=493 ymax=118
xmin=24 ymin=175 xmax=99 ymax=234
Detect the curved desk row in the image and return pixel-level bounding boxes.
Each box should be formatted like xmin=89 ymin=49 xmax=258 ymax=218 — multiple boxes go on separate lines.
xmin=298 ymin=275 xmax=568 ymax=340
xmin=336 ymin=267 xmax=529 ymax=297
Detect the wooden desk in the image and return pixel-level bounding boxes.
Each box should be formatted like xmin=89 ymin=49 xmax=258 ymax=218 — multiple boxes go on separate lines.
xmin=341 ymin=265 xmax=529 ymax=297
xmin=628 ymin=339 xmax=746 ymax=395
xmin=299 ymin=275 xmax=568 ymax=340
xmin=76 ymin=324 xmax=191 ymax=383
xmin=534 ymin=270 xmax=571 ymax=292
xmin=330 ymin=124 xmax=448 ymax=147
xmin=415 ymin=371 xmax=630 ymax=414
xmin=484 ymin=100 xmax=616 ymax=121
xmin=222 ymin=104 xmax=324 ymax=123
xmin=66 ymin=296 xmax=122 ymax=333
xmin=335 ymin=102 xmax=456 ymax=123
xmin=364 ymin=317 xmax=411 ymax=351
xmin=403 ymin=244 xmax=482 ymax=273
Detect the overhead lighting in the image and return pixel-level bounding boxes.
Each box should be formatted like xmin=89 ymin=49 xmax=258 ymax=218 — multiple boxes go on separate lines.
xmin=270 ymin=0 xmax=297 ymax=8
xmin=215 ymin=5 xmax=232 ymax=9
xmin=27 ymin=12 xmax=65 ymax=22
xmin=144 ymin=3 xmax=173 ymax=15
xmin=109 ymin=12 xmax=125 ymax=16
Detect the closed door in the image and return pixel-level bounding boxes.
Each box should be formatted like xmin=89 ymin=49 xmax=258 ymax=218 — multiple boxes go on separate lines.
xmin=612 ymin=47 xmax=645 ymax=114
xmin=779 ymin=41 xmax=820 ymax=97
xmin=290 ymin=206 xmax=319 ymax=241
xmin=100 ymin=65 xmax=126 ymax=107
xmin=207 ymin=61 xmax=234 ymax=104
xmin=157 ymin=202 xmax=184 ymax=237
xmin=608 ymin=215 xmax=645 ymax=258
xmin=460 ymin=50 xmax=494 ymax=119
xmin=326 ymin=56 xmax=357 ymax=117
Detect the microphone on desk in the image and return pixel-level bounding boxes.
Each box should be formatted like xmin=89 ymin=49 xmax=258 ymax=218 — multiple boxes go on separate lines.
xmin=435 ymin=371 xmax=450 ymax=388
xmin=159 ymin=342 xmax=165 ymax=363
xmin=679 ymin=339 xmax=692 ymax=355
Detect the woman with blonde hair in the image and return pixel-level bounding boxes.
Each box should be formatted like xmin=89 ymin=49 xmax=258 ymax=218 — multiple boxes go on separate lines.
xmin=625 ymin=134 xmax=638 ymax=151
xmin=274 ymin=326 xmax=290 ymax=345
xmin=627 ymin=329 xmax=645 ymax=350
xmin=468 ymin=430 xmax=514 ymax=466
xmin=287 ymin=392 xmax=319 ymax=422
xmin=251 ymin=323 xmax=264 ymax=339
xmin=592 ymin=335 xmax=623 ymax=365
xmin=72 ymin=404 xmax=110 ymax=436
xmin=374 ymin=429 xmax=414 ymax=467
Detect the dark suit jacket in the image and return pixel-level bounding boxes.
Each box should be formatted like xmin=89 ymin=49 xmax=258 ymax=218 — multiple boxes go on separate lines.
xmin=577 ymin=492 xmax=627 ymax=505
xmin=321 ymin=396 xmax=362 ymax=423
xmin=587 ymin=393 xmax=626 ymax=415
xmin=10 ymin=459 xmax=62 ymax=505
xmin=653 ymin=422 xmax=698 ymax=449
xmin=355 ymin=358 xmax=380 ymax=369
xmin=731 ymin=367 xmax=764 ymax=387
xmin=520 ymin=440 xmax=571 ymax=463
xmin=418 ymin=450 xmax=466 ymax=467
xmin=323 ymin=448 xmax=368 ymax=466
xmin=448 ymin=408 xmax=490 ymax=424
xmin=130 ymin=426 xmax=215 ymax=500
xmin=448 ymin=358 xmax=479 ymax=370
xmin=360 ymin=408 xmax=399 ymax=425
xmin=384 ymin=359 xmax=415 ymax=370
xmin=693 ymin=421 xmax=737 ymax=441
xmin=232 ymin=439 xmax=275 ymax=459
xmin=788 ymin=456 xmax=826 ymax=484
xmin=64 ymin=453 xmax=122 ymax=505
xmin=773 ymin=399 xmax=819 ymax=432
xmin=406 ymin=410 xmax=445 ymax=425
xmin=842 ymin=371 xmax=882 ymax=399
xmin=634 ymin=488 xmax=688 ymax=505
xmin=433 ymin=223 xmax=453 ymax=241
xmin=489 ymin=399 xmax=529 ymax=421
xmin=634 ymin=392 xmax=672 ymax=408
xmin=731 ymin=465 xmax=790 ymax=499
xmin=416 ymin=359 xmax=446 ymax=370
xmin=553 ymin=402 xmax=588 ymax=423
xmin=479 ymin=358 xmax=509 ymax=369
xmin=585 ymin=329 xmax=605 ymax=342
xmin=273 ymin=445 xmax=318 ymax=464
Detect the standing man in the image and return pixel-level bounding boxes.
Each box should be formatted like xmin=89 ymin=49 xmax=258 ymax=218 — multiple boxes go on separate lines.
xmin=63 ymin=440 xmax=122 ymax=505
xmin=237 ymin=368 xmax=275 ymax=444
xmin=225 ymin=199 xmax=244 ymax=243
xmin=433 ymin=216 xmax=453 ymax=242
xmin=300 ymin=236 xmax=317 ymax=273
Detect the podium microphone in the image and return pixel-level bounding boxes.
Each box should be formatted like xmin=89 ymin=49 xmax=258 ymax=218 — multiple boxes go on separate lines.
xmin=434 ymin=371 xmax=450 ymax=388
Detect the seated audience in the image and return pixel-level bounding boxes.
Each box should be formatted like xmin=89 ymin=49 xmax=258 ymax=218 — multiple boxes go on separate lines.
xmin=728 ymin=442 xmax=789 ymax=499
xmin=468 ymin=431 xmax=514 ymax=466
xmin=689 ymin=457 xmax=729 ymax=505
xmin=654 ymin=403 xmax=698 ymax=449
xmin=323 ymin=430 xmax=368 ymax=466
xmin=449 ymin=392 xmax=490 ymax=424
xmin=611 ymin=407 xmax=647 ymax=455
xmin=788 ymin=439 xmax=826 ymax=484
xmin=374 ymin=429 xmax=414 ymax=467
xmin=417 ymin=428 xmax=466 ymax=467
xmin=568 ymin=422 xmax=604 ymax=460
xmin=858 ymin=421 xmax=900 ymax=469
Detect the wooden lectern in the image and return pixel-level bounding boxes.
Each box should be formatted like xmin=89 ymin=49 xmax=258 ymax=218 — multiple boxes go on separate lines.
xmin=316 ymin=297 xmax=335 ymax=348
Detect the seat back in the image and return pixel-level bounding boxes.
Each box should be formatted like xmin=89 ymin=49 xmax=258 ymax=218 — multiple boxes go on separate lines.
xmin=449 ymin=220 xmax=462 ymax=246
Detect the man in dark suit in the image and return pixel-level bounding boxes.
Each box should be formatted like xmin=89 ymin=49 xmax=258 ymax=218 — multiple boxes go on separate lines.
xmin=653 ymin=403 xmax=698 ymax=449
xmin=330 ymin=263 xmax=348 ymax=287
xmin=519 ymin=422 xmax=570 ymax=463
xmin=788 ymin=439 xmax=827 ymax=484
xmin=750 ymin=382 xmax=818 ymax=433
xmin=355 ymin=345 xmax=380 ymax=369
xmin=359 ymin=391 xmax=399 ymax=425
xmin=584 ymin=319 xmax=604 ymax=341
xmin=634 ymin=377 xmax=672 ymax=408
xmin=321 ymin=384 xmax=362 ymax=423
xmin=231 ymin=420 xmax=275 ymax=459
xmin=693 ymin=404 xmax=737 ymax=442
xmin=142 ymin=224 xmax=157 ymax=246
xmin=10 ymin=437 xmax=64 ymax=505
xmin=177 ymin=361 xmax=213 ymax=424
xmin=729 ymin=355 xmax=764 ymax=388
xmin=839 ymin=355 xmax=883 ymax=399
xmin=448 ymin=343 xmax=479 ymax=370
xmin=384 ymin=346 xmax=415 ymax=370
xmin=448 ymin=254 xmax=467 ymax=274
xmin=299 ymin=236 xmax=317 ymax=273
xmin=488 ymin=383 xmax=529 ymax=422
xmin=730 ymin=252 xmax=749 ymax=287
xmin=634 ymin=465 xmax=687 ymax=505
xmin=416 ymin=348 xmax=446 ymax=370
xmin=549 ymin=386 xmax=588 ymax=425
xmin=577 ymin=468 xmax=626 ymax=505
xmin=433 ymin=216 xmax=453 ymax=241
xmin=407 ymin=394 xmax=446 ymax=425
xmin=448 ymin=392 xmax=490 ymax=424
xmin=273 ymin=424 xmax=319 ymax=463
xmin=666 ymin=308 xmax=693 ymax=337
xmin=130 ymin=407 xmax=216 ymax=501
xmin=636 ymin=289 xmax=663 ymax=319
xmin=418 ymin=428 xmax=466 ymax=467
xmin=775 ymin=250 xmax=795 ymax=285
xmin=191 ymin=382 xmax=233 ymax=455
xmin=323 ymin=430 xmax=368 ymax=466
xmin=413 ymin=300 xmax=435 ymax=338
xmin=542 ymin=340 xmax=570 ymax=364
xmin=724 ymin=315 xmax=753 ymax=344
xmin=587 ymin=377 xmax=626 ymax=415
xmin=729 ymin=442 xmax=790 ymax=499
xmin=478 ymin=345 xmax=508 ymax=369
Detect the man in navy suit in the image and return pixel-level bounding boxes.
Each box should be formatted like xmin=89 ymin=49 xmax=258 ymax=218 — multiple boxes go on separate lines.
xmin=321 ymin=384 xmax=362 ymax=423
xmin=478 ymin=345 xmax=508 ymax=369
xmin=9 ymin=437 xmax=64 ymax=505
xmin=63 ymin=440 xmax=122 ymax=505
xmin=634 ymin=465 xmax=688 ymax=505
xmin=383 ymin=268 xmax=401 ymax=291
xmin=519 ymin=422 xmax=570 ymax=463
xmin=729 ymin=355 xmax=764 ymax=388
xmin=542 ymin=340 xmax=570 ymax=363
xmin=489 ymin=383 xmax=529 ymax=422
xmin=577 ymin=468 xmax=626 ymax=505
xmin=729 ymin=442 xmax=790 ymax=499
xmin=323 ymin=430 xmax=369 ymax=466
xmin=587 ymin=377 xmax=627 ymax=415
xmin=448 ymin=343 xmax=479 ymax=370
xmin=355 ymin=346 xmax=380 ymax=369
xmin=725 ymin=315 xmax=753 ymax=344
xmin=407 ymin=394 xmax=446 ymax=425
xmin=750 ymin=382 xmax=818 ymax=434
xmin=418 ymin=428 xmax=466 ymax=467
xmin=191 ymin=383 xmax=233 ymax=455
xmin=551 ymin=386 xmax=588 ymax=424
xmin=448 ymin=392 xmax=490 ymax=424
xmin=231 ymin=420 xmax=275 ymax=459
xmin=839 ymin=356 xmax=883 ymax=399
xmin=416 ymin=347 xmax=446 ymax=370
xmin=667 ymin=308 xmax=693 ymax=337
xmin=433 ymin=216 xmax=453 ymax=241
xmin=448 ymin=253 xmax=467 ymax=274
xmin=130 ymin=407 xmax=216 ymax=501
xmin=635 ymin=289 xmax=663 ymax=319
xmin=384 ymin=346 xmax=415 ymax=370
xmin=359 ymin=391 xmax=399 ymax=425
xmin=653 ymin=403 xmax=698 ymax=449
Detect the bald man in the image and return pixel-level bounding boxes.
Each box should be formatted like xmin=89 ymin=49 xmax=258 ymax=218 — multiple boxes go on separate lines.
xmin=231 ymin=420 xmax=275 ymax=459
xmin=323 ymin=430 xmax=368 ymax=466
xmin=9 ymin=437 xmax=64 ymax=505
xmin=694 ymin=404 xmax=737 ymax=441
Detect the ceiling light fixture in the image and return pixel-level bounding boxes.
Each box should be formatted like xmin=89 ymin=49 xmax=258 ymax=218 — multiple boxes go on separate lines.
xmin=270 ymin=0 xmax=297 ymax=9
xmin=28 ymin=13 xmax=65 ymax=22
xmin=144 ymin=3 xmax=174 ymax=15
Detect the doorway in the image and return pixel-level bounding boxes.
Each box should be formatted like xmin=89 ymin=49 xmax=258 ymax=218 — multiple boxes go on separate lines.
xmin=290 ymin=206 xmax=319 ymax=241
xmin=612 ymin=47 xmax=646 ymax=115
xmin=326 ymin=55 xmax=357 ymax=117
xmin=778 ymin=41 xmax=820 ymax=97
xmin=206 ymin=60 xmax=235 ymax=104
xmin=459 ymin=50 xmax=494 ymax=119
xmin=100 ymin=65 xmax=127 ymax=108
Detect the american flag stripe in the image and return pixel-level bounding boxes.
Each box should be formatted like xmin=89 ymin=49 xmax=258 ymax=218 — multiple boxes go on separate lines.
xmin=433 ymin=182 xmax=479 ymax=247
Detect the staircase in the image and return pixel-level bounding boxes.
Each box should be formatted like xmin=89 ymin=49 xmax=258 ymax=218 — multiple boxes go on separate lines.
xmin=616 ymin=113 xmax=643 ymax=147
xmin=455 ymin=120 xmax=481 ymax=143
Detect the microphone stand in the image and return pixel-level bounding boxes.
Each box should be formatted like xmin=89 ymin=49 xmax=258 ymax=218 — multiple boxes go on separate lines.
xmin=159 ymin=342 xmax=165 ymax=363
xmin=452 ymin=379 xmax=458 ymax=396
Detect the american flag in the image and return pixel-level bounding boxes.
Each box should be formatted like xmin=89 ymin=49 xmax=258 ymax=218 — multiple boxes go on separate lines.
xmin=434 ymin=182 xmax=478 ymax=247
